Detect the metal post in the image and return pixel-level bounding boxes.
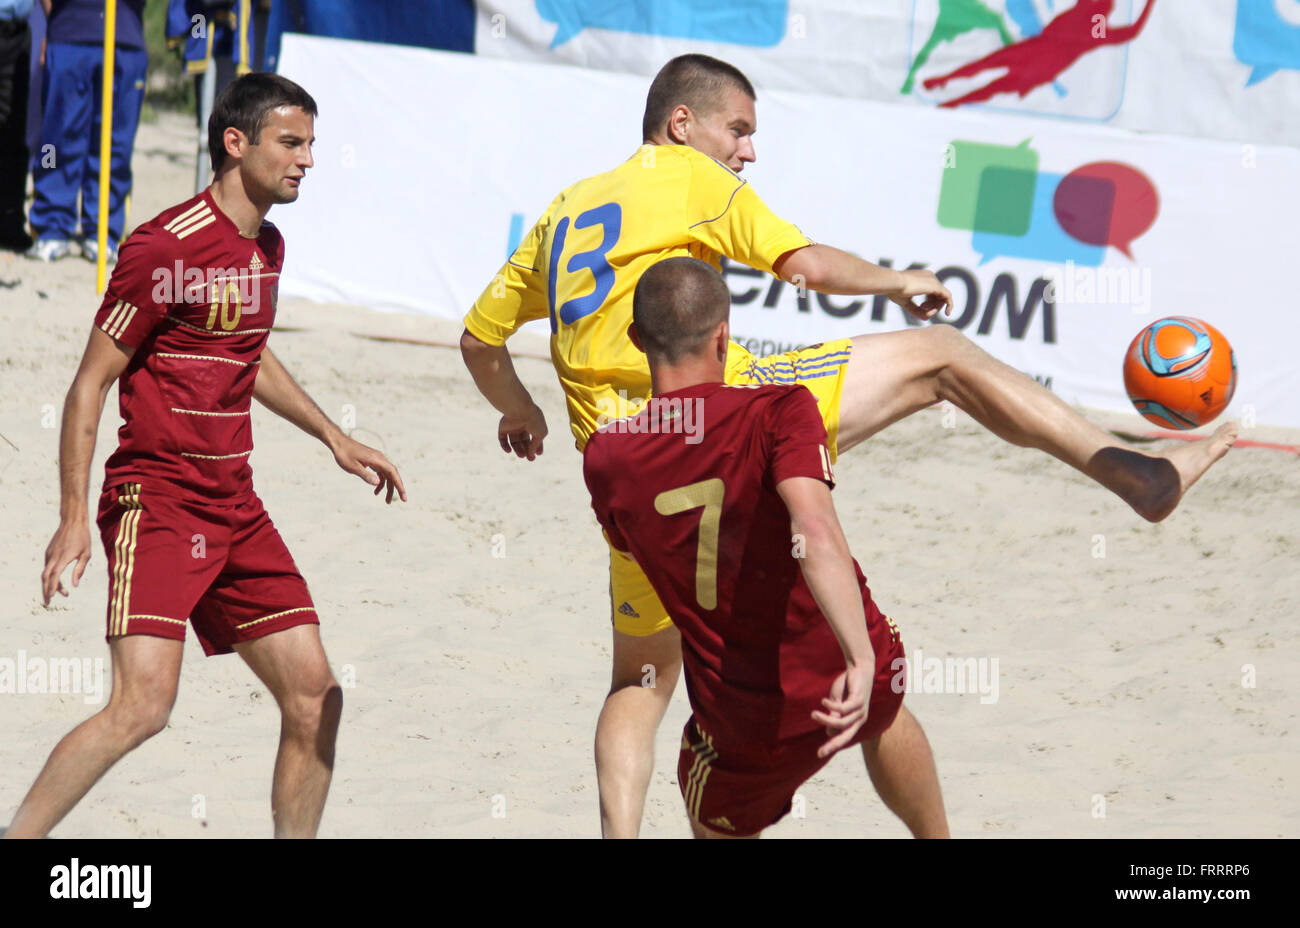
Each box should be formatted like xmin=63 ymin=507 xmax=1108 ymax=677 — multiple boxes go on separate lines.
xmin=195 ymin=57 xmax=215 ymax=193
xmin=95 ymin=0 xmax=117 ymax=293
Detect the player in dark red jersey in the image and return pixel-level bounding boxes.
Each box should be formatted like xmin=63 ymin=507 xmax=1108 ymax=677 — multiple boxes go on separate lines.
xmin=7 ymin=74 xmax=405 ymax=839
xmin=584 ymin=257 xmax=948 ymax=837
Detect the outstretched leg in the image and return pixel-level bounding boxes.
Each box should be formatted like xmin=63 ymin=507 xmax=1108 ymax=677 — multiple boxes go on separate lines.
xmin=595 ymin=626 xmax=682 ymax=838
xmin=5 ymin=635 xmax=183 ymax=838
xmin=862 ymin=705 xmax=949 ymax=837
xmin=236 ymin=623 xmax=342 ymax=838
xmin=835 ymin=326 xmax=1236 ymax=522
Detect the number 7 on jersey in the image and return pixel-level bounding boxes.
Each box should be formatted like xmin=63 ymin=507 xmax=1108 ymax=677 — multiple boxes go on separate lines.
xmin=654 ymin=478 xmax=725 ymax=611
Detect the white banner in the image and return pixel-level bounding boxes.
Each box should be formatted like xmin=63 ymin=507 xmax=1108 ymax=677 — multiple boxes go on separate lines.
xmin=275 ymin=34 xmax=1300 ymax=427
xmin=475 ymin=0 xmax=1300 ymax=149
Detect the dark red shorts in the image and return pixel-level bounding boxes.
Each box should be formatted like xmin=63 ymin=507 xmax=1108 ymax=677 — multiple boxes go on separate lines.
xmin=678 ymin=605 xmax=906 ymax=837
xmin=96 ymin=482 xmax=318 ymax=656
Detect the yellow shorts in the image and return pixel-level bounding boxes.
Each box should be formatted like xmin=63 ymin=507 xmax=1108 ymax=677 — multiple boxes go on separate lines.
xmin=608 ymin=338 xmax=854 ymax=637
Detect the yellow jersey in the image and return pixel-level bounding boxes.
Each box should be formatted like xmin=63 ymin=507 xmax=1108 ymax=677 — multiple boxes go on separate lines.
xmin=464 ymin=144 xmax=810 ymax=451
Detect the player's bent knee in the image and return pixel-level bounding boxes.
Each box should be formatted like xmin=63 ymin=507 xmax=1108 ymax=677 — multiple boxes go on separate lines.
xmin=107 ymin=697 xmax=173 ymax=745
xmin=609 ymin=630 xmax=681 ymax=695
xmin=280 ymin=681 xmax=342 ymax=736
xmin=923 ymin=320 xmax=976 ymax=357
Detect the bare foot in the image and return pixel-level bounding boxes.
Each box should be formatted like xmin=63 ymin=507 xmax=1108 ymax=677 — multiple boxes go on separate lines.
xmin=1125 ymin=422 xmax=1239 ymax=522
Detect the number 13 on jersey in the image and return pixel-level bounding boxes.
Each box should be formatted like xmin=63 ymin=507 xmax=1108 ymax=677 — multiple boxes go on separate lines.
xmin=548 ymin=201 xmax=622 ymax=332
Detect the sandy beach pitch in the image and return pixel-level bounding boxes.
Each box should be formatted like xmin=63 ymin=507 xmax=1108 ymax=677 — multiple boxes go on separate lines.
xmin=1 ymin=114 xmax=1295 ymax=837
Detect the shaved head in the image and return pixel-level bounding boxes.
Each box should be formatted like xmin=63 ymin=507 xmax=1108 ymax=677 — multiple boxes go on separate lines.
xmin=633 ymin=258 xmax=731 ymax=363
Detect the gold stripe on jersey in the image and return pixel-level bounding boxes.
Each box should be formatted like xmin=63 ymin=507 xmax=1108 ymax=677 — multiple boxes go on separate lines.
xmin=164 ymin=200 xmax=208 ymax=230
xmin=179 ymin=270 xmax=279 ymax=303
xmin=234 ymin=607 xmax=316 ymax=631
xmin=100 ymin=300 xmax=140 ymax=340
xmin=165 ymin=315 xmax=272 ymax=336
xmin=110 ymin=303 xmax=139 ymax=339
xmin=819 ymin=445 xmax=834 ymax=483
xmin=174 ymin=214 xmax=217 ymax=240
xmin=165 ymin=202 xmax=216 ymax=239
xmin=101 ymin=300 xmax=127 ymax=333
xmin=170 ymin=407 xmax=251 ymax=417
xmin=156 ymin=351 xmax=255 ymax=367
xmin=180 ymin=449 xmax=253 ymax=460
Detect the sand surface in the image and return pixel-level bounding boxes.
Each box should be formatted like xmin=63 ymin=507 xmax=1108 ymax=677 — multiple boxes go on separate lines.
xmin=1 ymin=113 xmax=1295 ymax=837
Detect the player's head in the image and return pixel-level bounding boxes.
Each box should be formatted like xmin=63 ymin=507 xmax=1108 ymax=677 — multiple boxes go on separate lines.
xmin=209 ymin=73 xmax=317 ymax=204
xmin=642 ymin=54 xmax=757 ymax=173
xmin=630 ymin=257 xmax=731 ymax=371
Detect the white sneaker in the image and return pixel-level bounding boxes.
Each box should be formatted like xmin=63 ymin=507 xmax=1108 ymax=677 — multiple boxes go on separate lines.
xmin=82 ymin=239 xmax=118 ymax=265
xmin=25 ymin=238 xmax=72 ymax=262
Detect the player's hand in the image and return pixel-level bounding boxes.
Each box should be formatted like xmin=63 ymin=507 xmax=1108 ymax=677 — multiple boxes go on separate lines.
xmin=41 ymin=519 xmax=92 ymax=607
xmin=811 ymin=664 xmax=872 ymax=758
xmin=890 ymin=269 xmax=953 ymax=321
xmin=332 ymin=436 xmax=407 ymax=503
xmin=498 ymin=403 xmax=547 ymax=461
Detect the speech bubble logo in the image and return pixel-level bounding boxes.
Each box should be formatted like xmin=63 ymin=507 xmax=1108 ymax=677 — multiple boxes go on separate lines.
xmin=537 ymin=0 xmax=788 ymax=49
xmin=1233 ymin=0 xmax=1300 ymax=86
xmin=937 ymin=138 xmax=1039 ymax=232
xmin=972 ymin=171 xmax=1106 ymax=266
xmin=1053 ymin=161 xmax=1157 ymax=260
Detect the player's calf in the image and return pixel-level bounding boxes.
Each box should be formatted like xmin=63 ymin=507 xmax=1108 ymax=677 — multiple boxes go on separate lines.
xmin=861 ymin=705 xmax=949 ymax=838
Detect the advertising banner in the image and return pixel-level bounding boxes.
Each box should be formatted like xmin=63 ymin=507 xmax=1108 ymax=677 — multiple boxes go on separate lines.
xmin=275 ymin=34 xmax=1300 ymax=426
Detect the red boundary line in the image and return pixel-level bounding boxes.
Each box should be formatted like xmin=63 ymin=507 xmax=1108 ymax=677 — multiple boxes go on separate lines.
xmin=1146 ymin=431 xmax=1300 ymax=456
xmin=351 ymin=332 xmax=551 ymax=362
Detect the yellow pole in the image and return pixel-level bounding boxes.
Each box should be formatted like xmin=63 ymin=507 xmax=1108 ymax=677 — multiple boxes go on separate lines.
xmin=96 ymin=0 xmax=117 ymax=294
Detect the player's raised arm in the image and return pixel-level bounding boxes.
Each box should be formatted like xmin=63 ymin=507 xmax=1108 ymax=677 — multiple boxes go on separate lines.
xmin=459 ymin=329 xmax=548 ymax=461
xmin=774 ymin=245 xmax=953 ymax=320
xmin=680 ymin=154 xmax=952 ymax=321
xmin=775 ymin=474 xmax=877 ymax=758
xmin=42 ymin=329 xmax=135 ymax=606
xmin=253 ymin=346 xmax=406 ymax=502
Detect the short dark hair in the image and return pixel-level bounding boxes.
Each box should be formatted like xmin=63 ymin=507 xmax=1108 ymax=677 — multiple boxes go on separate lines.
xmin=632 ymin=258 xmax=731 ymax=363
xmin=641 ymin=54 xmax=755 ymax=141
xmin=208 ymin=73 xmax=318 ymax=171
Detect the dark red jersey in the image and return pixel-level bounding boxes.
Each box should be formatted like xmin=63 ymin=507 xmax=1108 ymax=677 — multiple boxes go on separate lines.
xmin=93 ymin=189 xmax=284 ymax=502
xmin=584 ymin=382 xmax=894 ymax=749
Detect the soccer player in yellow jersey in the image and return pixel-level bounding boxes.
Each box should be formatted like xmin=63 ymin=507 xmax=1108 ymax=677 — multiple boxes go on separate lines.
xmin=461 ymin=54 xmax=1237 ymax=838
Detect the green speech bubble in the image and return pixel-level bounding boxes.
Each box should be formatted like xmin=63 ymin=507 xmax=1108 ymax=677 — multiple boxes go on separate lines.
xmin=938 ymin=138 xmax=1039 ymax=233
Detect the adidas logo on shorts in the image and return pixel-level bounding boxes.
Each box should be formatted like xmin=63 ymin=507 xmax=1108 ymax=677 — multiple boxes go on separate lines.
xmin=618 ymin=601 xmax=640 ymax=618
xmin=708 ymin=816 xmax=735 ymax=831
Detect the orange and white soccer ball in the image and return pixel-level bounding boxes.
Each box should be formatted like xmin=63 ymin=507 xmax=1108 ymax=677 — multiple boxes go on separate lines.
xmin=1122 ymin=316 xmax=1236 ymax=429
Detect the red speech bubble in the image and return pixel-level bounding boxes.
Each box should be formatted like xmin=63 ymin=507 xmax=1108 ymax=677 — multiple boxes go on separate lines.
xmin=1053 ymin=161 xmax=1159 ymax=260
